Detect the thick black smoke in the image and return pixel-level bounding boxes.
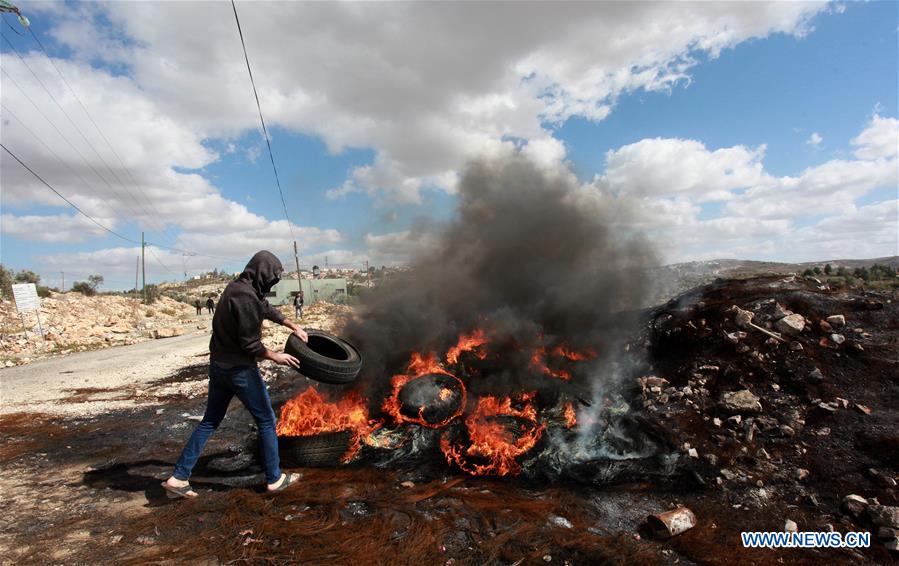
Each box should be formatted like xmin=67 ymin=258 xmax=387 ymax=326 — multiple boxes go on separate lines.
xmin=345 ymin=156 xmax=656 ymax=400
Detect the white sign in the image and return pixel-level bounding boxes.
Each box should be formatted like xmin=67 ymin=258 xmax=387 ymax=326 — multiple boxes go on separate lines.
xmin=12 ymin=283 xmax=40 ymax=313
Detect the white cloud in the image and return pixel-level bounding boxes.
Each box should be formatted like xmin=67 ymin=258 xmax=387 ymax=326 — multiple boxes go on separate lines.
xmin=583 ymin=117 xmax=898 ymax=263
xmin=598 ymin=138 xmax=769 ymax=201
xmin=32 ymin=1 xmax=826 ymax=204
xmin=807 ymin=132 xmax=823 ymax=146
xmin=1 ymin=212 xmax=110 ymax=243
xmin=851 ymin=114 xmax=899 ymax=160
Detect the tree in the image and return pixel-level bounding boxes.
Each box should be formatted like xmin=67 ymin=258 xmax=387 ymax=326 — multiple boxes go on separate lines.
xmin=87 ymin=274 xmax=104 ymax=293
xmin=836 ymin=266 xmax=848 ymax=277
xmin=812 ymin=266 xmax=822 ymax=275
xmin=71 ymin=281 xmax=95 ymax=296
xmin=14 ymin=270 xmax=40 ymax=284
xmin=802 ymin=268 xmax=814 ymax=277
xmin=824 ymin=264 xmax=832 ymax=275
xmin=0 ymin=264 xmax=12 ymax=298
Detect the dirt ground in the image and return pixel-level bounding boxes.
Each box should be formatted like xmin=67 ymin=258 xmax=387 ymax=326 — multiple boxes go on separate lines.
xmin=0 ymin=278 xmax=895 ymax=564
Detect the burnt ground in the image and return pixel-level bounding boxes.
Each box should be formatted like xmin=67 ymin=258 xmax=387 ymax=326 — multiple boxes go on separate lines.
xmin=0 ymin=275 xmax=896 ymax=564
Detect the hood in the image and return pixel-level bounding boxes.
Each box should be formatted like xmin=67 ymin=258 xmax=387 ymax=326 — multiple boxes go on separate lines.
xmin=238 ymin=250 xmax=284 ymax=297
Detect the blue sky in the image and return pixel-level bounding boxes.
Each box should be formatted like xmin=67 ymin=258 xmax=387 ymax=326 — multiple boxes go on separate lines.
xmin=1 ymin=1 xmax=896 ymax=289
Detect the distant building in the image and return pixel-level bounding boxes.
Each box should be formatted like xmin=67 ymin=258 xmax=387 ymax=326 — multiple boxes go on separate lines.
xmin=265 ymin=278 xmax=347 ymax=305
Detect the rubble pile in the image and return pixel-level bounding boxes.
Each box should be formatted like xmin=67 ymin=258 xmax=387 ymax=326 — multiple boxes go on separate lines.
xmin=261 ymin=301 xmax=353 ymax=351
xmin=638 ymin=275 xmax=897 ymax=555
xmin=0 ymin=292 xmax=196 ymax=365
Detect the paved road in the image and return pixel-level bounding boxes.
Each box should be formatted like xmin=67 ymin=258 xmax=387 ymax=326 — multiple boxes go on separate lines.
xmin=0 ymin=329 xmax=211 ymax=414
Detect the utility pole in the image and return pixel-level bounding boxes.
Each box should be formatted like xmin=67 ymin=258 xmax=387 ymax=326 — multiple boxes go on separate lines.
xmin=365 ymin=260 xmax=371 ymax=287
xmin=293 ymin=240 xmax=302 ymax=296
xmin=325 ymin=255 xmax=328 ymax=269
xmin=60 ymin=271 xmax=64 ymax=293
xmin=134 ymin=256 xmax=139 ymax=298
xmin=141 ymin=232 xmax=146 ymax=303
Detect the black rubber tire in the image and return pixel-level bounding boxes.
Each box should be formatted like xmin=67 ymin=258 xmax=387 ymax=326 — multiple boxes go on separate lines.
xmin=278 ymin=431 xmax=352 ymax=468
xmin=284 ymin=330 xmax=362 ymax=384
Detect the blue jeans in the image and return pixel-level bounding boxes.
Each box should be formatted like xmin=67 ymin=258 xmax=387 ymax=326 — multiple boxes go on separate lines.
xmin=172 ymin=362 xmax=282 ymax=484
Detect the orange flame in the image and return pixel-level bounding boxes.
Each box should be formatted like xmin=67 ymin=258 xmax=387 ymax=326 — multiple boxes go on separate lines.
xmin=383 ymin=352 xmax=466 ymax=428
xmin=440 ymin=392 xmax=544 ymax=476
xmin=563 ymin=402 xmax=577 ymax=429
xmin=276 ymin=387 xmax=377 ymax=462
xmin=529 ymin=343 xmax=597 ymax=381
xmin=446 ymin=329 xmax=489 ymax=365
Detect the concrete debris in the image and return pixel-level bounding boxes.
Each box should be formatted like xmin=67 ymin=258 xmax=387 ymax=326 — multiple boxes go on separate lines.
xmin=842 ymin=494 xmax=868 ymax=518
xmin=868 ymin=505 xmax=899 ymax=529
xmin=784 ymin=519 xmax=798 ymax=533
xmin=720 ymin=390 xmax=762 ymax=414
xmin=774 ymin=314 xmax=806 ymax=336
xmin=646 ymin=506 xmax=697 ymax=538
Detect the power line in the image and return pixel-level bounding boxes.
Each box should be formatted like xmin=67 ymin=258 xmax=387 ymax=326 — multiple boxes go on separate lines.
xmin=1 ymin=143 xmax=141 ymax=244
xmin=24 ymin=25 xmax=183 ymax=246
xmin=0 ymin=67 xmax=152 ymax=224
xmin=0 ymin=102 xmax=150 ymax=232
xmin=229 ymin=0 xmax=295 ymax=242
xmin=0 ymin=31 xmax=178 ymax=243
xmin=146 ymin=245 xmax=180 ymax=278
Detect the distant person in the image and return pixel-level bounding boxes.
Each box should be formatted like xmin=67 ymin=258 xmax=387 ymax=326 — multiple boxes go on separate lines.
xmin=193 ymin=298 xmax=202 ymax=316
xmin=293 ymin=290 xmax=304 ymax=319
xmin=162 ymin=251 xmax=308 ymax=498
xmin=206 ymin=297 xmax=215 ymax=314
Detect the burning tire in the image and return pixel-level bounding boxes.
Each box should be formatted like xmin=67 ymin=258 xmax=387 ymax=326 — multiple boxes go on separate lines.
xmin=277 ymin=430 xmax=353 ymax=468
xmin=397 ymin=373 xmax=465 ymax=427
xmin=285 ymin=330 xmax=362 ymax=384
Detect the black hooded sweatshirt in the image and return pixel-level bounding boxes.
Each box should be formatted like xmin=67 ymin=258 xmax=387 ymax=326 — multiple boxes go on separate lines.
xmin=209 ymin=250 xmax=286 ymax=367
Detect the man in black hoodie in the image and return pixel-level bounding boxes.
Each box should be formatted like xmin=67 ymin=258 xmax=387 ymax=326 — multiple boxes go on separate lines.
xmin=162 ymin=251 xmax=307 ymax=498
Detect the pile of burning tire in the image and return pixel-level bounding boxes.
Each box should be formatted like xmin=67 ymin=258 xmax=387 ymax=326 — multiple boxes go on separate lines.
xmin=273 ymin=329 xmax=596 ymax=477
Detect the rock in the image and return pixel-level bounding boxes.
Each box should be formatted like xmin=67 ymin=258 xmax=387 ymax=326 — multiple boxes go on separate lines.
xmin=773 ymin=303 xmax=793 ymax=319
xmin=789 ymin=341 xmax=803 ymax=351
xmin=868 ymin=505 xmax=899 ymax=529
xmin=784 ymin=519 xmax=798 ymax=533
xmin=727 ymin=415 xmax=743 ymax=426
xmin=878 ymin=527 xmax=899 ymax=541
xmin=400 ymin=481 xmax=415 ymax=488
xmin=795 ymin=468 xmax=810 ymax=481
xmin=639 ymin=376 xmax=669 ymax=389
xmin=548 ymin=515 xmax=573 ymax=529
xmin=775 ymin=314 xmax=805 ymax=336
xmin=135 ymin=535 xmax=155 ymax=545
xmin=155 ymin=408 xmax=164 ymax=415
xmin=842 ymin=494 xmax=868 ymax=518
xmin=868 ymin=469 xmax=896 ymax=488
xmin=720 ymin=390 xmax=762 ymax=414
xmin=819 ymin=319 xmax=833 ymax=332
xmin=646 ymin=506 xmax=697 ymax=538
xmin=826 ymin=314 xmax=846 ymax=327
xmin=830 ymin=333 xmax=846 ymax=345
xmin=732 ymin=306 xmax=755 ymax=329
xmin=808 ymin=368 xmax=825 ymax=382
xmin=688 ymin=448 xmax=698 ymax=459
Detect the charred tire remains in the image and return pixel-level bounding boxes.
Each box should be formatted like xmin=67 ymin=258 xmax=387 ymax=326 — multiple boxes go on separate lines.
xmin=277 ymin=430 xmax=353 ymax=468
xmin=398 ymin=373 xmax=465 ymax=426
xmin=285 ymin=330 xmax=362 ymax=384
